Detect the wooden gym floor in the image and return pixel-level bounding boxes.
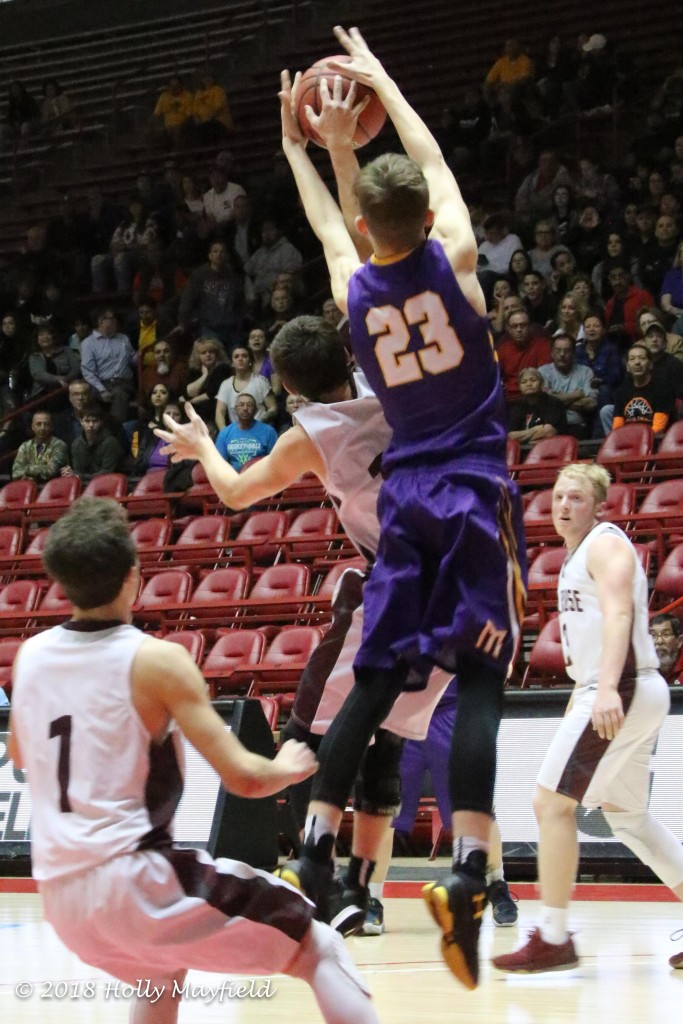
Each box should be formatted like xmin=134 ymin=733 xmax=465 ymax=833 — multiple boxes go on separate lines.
xmin=1 ymin=868 xmax=681 ymax=1023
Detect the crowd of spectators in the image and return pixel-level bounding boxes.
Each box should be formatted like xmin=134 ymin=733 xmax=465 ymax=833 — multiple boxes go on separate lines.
xmin=0 ymin=31 xmax=682 ymax=489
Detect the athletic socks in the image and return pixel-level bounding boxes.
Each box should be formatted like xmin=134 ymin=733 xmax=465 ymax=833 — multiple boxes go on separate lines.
xmin=453 ymin=835 xmax=490 ymax=872
xmin=540 ymin=906 xmax=570 ymax=945
xmin=346 ymin=854 xmax=376 ymax=891
xmin=486 ymin=866 xmax=505 ymax=886
xmin=304 ymin=813 xmax=337 ymax=865
xmin=368 ymin=882 xmax=384 ymax=902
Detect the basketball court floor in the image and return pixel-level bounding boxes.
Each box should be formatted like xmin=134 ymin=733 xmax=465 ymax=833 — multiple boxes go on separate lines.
xmin=1 ymin=871 xmax=681 ymax=1023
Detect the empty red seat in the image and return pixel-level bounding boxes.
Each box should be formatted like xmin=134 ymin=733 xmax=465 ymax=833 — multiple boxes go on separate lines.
xmin=40 ymin=581 xmax=73 ymax=616
xmin=516 ymin=435 xmax=579 ymax=488
xmin=249 ymin=626 xmax=323 ymax=690
xmin=0 ymin=637 xmax=23 ymax=696
xmin=135 ymin=570 xmax=193 ymax=626
xmin=0 ymin=580 xmax=42 ymax=633
xmin=651 ymin=543 xmax=683 ymax=609
xmin=521 ymin=618 xmax=566 ymax=688
xmin=0 ymin=480 xmax=37 ymax=526
xmin=26 ymin=476 xmax=82 ymax=523
xmin=163 ymin=629 xmax=206 ymax=664
xmin=232 ymin=511 xmax=288 ymax=567
xmin=130 ymin=517 xmax=173 ymax=566
xmin=202 ymin=630 xmax=267 ymax=697
xmin=83 ymin=473 xmax=128 ymax=500
xmin=317 ymin=557 xmax=367 ymax=600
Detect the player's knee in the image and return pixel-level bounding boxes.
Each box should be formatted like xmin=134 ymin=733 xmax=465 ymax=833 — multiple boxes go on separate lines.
xmin=353 ymin=729 xmax=403 ymax=816
xmin=533 ymin=785 xmax=575 ymax=825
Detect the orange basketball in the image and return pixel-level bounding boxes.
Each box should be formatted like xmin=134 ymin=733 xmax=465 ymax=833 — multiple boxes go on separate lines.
xmin=294 ymin=55 xmax=387 ymax=149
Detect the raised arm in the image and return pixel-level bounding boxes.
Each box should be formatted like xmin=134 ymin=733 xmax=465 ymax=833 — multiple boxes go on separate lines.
xmin=155 ymin=400 xmax=324 ymax=509
xmin=279 ymin=70 xmax=360 ymax=313
xmin=329 ymin=26 xmax=481 ymax=305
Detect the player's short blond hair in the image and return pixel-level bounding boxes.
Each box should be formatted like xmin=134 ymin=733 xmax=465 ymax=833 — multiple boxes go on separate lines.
xmin=554 ymin=462 xmax=611 ymax=504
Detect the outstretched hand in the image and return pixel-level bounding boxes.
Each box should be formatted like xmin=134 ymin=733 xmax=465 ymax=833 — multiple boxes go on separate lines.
xmin=154 ymin=401 xmax=212 ymax=462
xmin=304 ymin=74 xmax=369 ymax=149
xmin=329 ymin=25 xmax=387 ymax=89
xmin=279 ymin=69 xmax=307 ymax=148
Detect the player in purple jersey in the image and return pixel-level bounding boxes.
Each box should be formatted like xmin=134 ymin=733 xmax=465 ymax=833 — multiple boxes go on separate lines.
xmin=278 ymin=26 xmax=527 ymax=989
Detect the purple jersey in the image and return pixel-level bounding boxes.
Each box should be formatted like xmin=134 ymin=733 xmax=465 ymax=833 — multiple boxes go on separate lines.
xmin=347 ymin=239 xmax=506 ymax=470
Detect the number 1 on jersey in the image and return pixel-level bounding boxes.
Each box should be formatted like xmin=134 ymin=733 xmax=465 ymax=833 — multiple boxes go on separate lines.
xmin=367 ymin=291 xmax=464 ymax=388
xmin=49 ymin=715 xmax=73 ymax=812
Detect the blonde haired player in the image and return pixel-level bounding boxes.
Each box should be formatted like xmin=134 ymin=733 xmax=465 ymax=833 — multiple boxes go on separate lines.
xmin=493 ymin=463 xmax=683 ymax=973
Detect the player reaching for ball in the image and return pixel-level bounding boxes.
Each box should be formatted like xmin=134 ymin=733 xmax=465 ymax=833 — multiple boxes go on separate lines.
xmin=277 ymin=26 xmax=527 ymax=991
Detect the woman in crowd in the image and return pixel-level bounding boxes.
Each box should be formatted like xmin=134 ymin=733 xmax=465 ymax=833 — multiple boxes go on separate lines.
xmin=215 ymin=345 xmax=277 ymax=430
xmin=247 ymin=326 xmax=281 ymax=396
xmin=575 ymin=309 xmax=624 ymax=410
xmin=552 ymin=292 xmax=587 ymax=341
xmin=591 ymin=232 xmax=638 ymax=301
xmin=183 ymin=336 xmax=232 ymax=429
xmin=507 ymin=248 xmax=532 ymax=296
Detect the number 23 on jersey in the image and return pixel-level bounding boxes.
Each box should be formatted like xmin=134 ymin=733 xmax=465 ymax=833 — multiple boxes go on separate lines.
xmin=367 ymin=291 xmax=464 ymax=388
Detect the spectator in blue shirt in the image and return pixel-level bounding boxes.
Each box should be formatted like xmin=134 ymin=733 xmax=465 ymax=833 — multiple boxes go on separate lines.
xmin=214 ymin=392 xmax=277 ymax=471
xmin=575 ymin=310 xmax=624 ymax=415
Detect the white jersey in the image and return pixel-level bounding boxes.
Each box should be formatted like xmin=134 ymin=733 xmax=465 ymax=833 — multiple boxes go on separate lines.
xmin=294 ymin=370 xmax=391 ymax=560
xmin=557 ymin=522 xmax=659 ymax=687
xmin=11 ymin=622 xmax=183 ymax=881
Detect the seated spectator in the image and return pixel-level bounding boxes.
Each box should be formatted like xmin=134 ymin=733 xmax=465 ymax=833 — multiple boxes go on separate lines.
xmin=12 ymin=410 xmax=67 ymax=482
xmin=68 ymin=315 xmax=91 ymax=359
xmin=40 ymin=78 xmax=74 ymax=136
xmin=53 ymin=378 xmax=93 ymax=446
xmin=321 ymin=297 xmax=343 ymax=328
xmin=137 ymin=338 xmax=187 ymax=409
xmin=496 ymin=308 xmax=552 ymax=402
xmin=484 ymin=38 xmax=534 ymax=104
xmin=62 ymin=402 xmax=124 ymax=482
xmin=215 ymin=345 xmax=277 ymax=430
xmin=244 ymin=220 xmax=303 ymax=310
xmin=191 ymin=65 xmax=233 ymax=145
xmin=134 ymin=400 xmax=183 ymax=474
xmin=215 ymin=392 xmax=277 ymax=471
xmin=642 ymin=321 xmax=683 ymax=402
xmin=178 ymin=240 xmax=243 ymax=349
xmin=264 ymin=284 xmax=297 ymax=344
xmin=2 ymin=81 xmax=40 ymax=148
xmin=660 ymin=240 xmax=683 ymax=328
xmin=601 ymin=342 xmax=676 ymax=436
xmin=522 ymin=269 xmax=557 ymax=326
xmin=487 ymin=279 xmax=513 ymax=334
xmin=528 ymin=219 xmax=566 ymax=279
xmin=575 ymin=311 xmax=624 ymax=410
xmin=591 ymin=232 xmax=637 ymax=302
xmin=247 ymin=326 xmax=281 ymax=394
xmin=535 ymin=34 xmax=573 ymax=118
xmin=604 ymin=264 xmax=654 ymax=340
xmin=507 ymin=248 xmax=532 ymax=295
xmin=91 ymin=196 xmax=148 ymax=295
xmin=183 ymin=336 xmax=231 ymax=428
xmin=568 ymin=271 xmax=602 ymax=312
xmin=566 ymin=202 xmax=607 ymax=274
xmin=151 ymin=74 xmax=193 ymax=148
xmin=539 ymin=333 xmax=598 ymax=438
xmin=0 ymin=312 xmax=26 ymax=414
xmin=202 ymin=162 xmax=246 ymax=231
xmin=225 ymin=193 xmax=260 ymax=274
xmin=80 ymin=309 xmax=136 ymax=424
xmin=490 ymin=294 xmax=524 ymax=341
xmin=552 ymin=292 xmax=587 ymax=341
xmin=636 ymin=305 xmax=683 ymax=360
xmin=507 ymin=367 xmax=568 ymax=442
xmin=549 ymin=184 xmax=578 ymax=244
xmin=279 ymin=393 xmax=305 ymax=435
xmin=574 ymin=155 xmax=620 ymax=211
xmin=515 ymin=152 xmax=573 ymax=226
xmin=28 ymin=324 xmax=80 ymax=408
xmin=477 ymin=213 xmax=524 ymax=289
xmin=181 ymin=173 xmax=205 ymax=217
xmin=127 ymin=296 xmax=175 ymax=366
xmin=637 ymin=215 xmax=680 ymax=297
xmin=649 ymin=614 xmax=683 ymax=686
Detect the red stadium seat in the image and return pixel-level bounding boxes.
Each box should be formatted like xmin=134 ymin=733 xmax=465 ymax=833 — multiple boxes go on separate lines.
xmin=83 ymin=473 xmax=129 ymax=500
xmin=0 ymin=580 xmax=42 ymax=635
xmin=202 ymin=630 xmax=268 ymax=697
xmin=180 ymin=462 xmax=220 ymax=515
xmin=651 ymin=543 xmax=683 ymax=609
xmin=248 ymin=625 xmax=323 ymax=691
xmin=522 ymin=489 xmax=558 ymax=547
xmin=521 ymin=618 xmax=567 ymax=688
xmin=596 ymin=423 xmax=655 ymax=483
xmin=0 ymin=526 xmax=23 ymax=572
xmin=506 ymin=438 xmax=521 ymax=476
xmin=163 ymin=629 xmax=206 ymax=664
xmin=190 ymin=568 xmax=251 ymax=628
xmin=231 ymin=511 xmax=288 ymax=568
xmin=254 ymin=695 xmax=280 ymax=731
xmin=514 ymin=435 xmax=579 ymax=489
xmin=134 ymin=570 xmax=193 ymax=627
xmin=0 ymin=480 xmax=37 ymax=526
xmin=524 ymin=547 xmax=566 ymax=631
xmin=316 ymin=557 xmax=367 ymax=600
xmin=603 ymin=482 xmax=636 ymax=519
xmin=40 ymin=582 xmax=73 ymax=617
xmin=121 ymin=470 xmax=175 ymax=518
xmin=25 ymin=476 xmax=82 ymax=524
xmin=173 ymin=515 xmax=230 ymax=571
xmin=281 ymin=507 xmax=348 ymax=562
xmin=130 ymin=517 xmax=172 ymax=567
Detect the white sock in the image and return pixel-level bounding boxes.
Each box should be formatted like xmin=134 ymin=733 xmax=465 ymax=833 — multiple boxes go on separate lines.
xmin=453 ymin=835 xmax=489 ymax=865
xmin=540 ymin=906 xmax=569 ymax=945
xmin=487 ymin=866 xmax=504 ymax=886
xmin=369 ymin=882 xmax=384 ymax=901
xmin=304 ymin=811 xmax=337 ymax=848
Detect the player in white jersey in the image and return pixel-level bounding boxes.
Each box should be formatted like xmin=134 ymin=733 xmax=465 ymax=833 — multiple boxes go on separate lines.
xmin=493 ymin=463 xmax=683 ymax=974
xmin=8 ymin=498 xmax=380 ymax=1024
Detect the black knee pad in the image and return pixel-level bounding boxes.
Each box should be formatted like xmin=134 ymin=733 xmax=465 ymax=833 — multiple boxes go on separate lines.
xmin=353 ymin=728 xmax=404 ymax=816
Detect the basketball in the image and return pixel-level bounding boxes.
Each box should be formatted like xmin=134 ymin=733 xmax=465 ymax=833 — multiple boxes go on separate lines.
xmin=294 ymin=55 xmax=387 ymax=149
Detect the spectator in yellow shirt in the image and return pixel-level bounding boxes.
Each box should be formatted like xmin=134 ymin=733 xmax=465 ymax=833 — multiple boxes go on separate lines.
xmin=192 ymin=66 xmax=233 ymax=144
xmin=484 ymin=38 xmax=534 ymax=102
xmin=151 ymin=74 xmax=193 ymax=148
